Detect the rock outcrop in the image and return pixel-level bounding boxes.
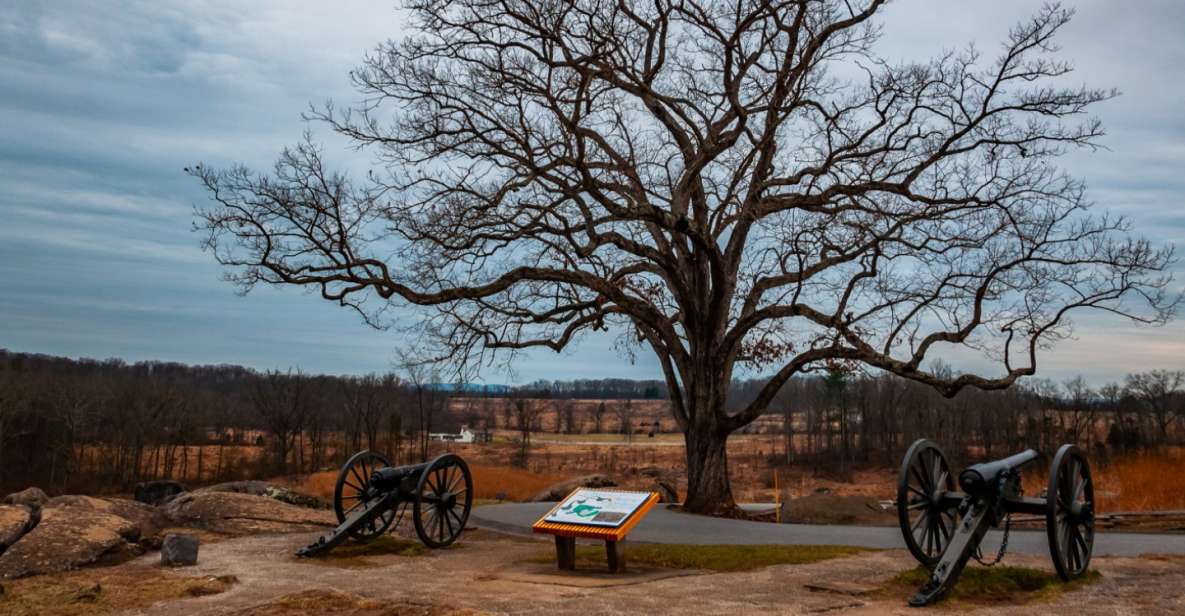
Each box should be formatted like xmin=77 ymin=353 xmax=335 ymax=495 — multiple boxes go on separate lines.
xmin=198 ymin=481 xmax=326 ymax=509
xmin=2 ymin=487 xmax=48 ymax=509
xmin=45 ymin=495 xmax=168 ymax=540
xmin=0 ymin=506 xmax=35 ymax=555
xmin=531 ymin=474 xmax=617 ymax=502
xmin=0 ymin=506 xmax=140 ymax=578
xmin=163 ymin=491 xmax=335 ymax=535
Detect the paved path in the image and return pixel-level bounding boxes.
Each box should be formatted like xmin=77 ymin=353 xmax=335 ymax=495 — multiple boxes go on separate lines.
xmin=472 ymin=502 xmax=1185 ymax=557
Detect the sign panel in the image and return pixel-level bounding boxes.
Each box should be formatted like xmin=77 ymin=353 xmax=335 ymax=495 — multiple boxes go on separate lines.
xmin=542 ymin=489 xmax=653 ymax=527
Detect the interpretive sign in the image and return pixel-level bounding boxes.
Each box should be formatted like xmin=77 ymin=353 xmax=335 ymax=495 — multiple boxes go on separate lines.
xmin=532 ymin=489 xmax=660 ymax=573
xmin=543 ymin=489 xmax=654 ymax=527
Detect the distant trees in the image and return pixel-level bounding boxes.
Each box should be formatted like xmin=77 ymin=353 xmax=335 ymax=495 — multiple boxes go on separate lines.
xmin=1126 ymin=370 xmax=1185 ymax=443
xmin=251 ymin=370 xmax=309 ymax=475
xmin=2 ymin=347 xmax=1185 ymax=499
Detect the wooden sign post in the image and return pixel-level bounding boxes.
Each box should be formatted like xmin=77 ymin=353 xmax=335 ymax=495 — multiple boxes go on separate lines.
xmin=532 ymin=489 xmax=659 ymax=573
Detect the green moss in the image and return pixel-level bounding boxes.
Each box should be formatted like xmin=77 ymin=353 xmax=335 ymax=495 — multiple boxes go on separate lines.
xmin=880 ymin=566 xmax=1102 ymax=605
xmin=526 ymin=543 xmax=875 ymax=572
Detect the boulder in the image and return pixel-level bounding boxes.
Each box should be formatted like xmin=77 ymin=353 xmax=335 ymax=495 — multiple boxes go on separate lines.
xmin=651 ymin=478 xmax=679 ymax=503
xmin=0 ymin=506 xmax=35 ymax=554
xmin=163 ymin=491 xmax=335 ymax=535
xmin=134 ymin=480 xmax=188 ymax=506
xmin=2 ymin=487 xmax=48 ymax=509
xmin=160 ymin=533 xmax=199 ymax=566
xmin=197 ymin=480 xmax=272 ymax=496
xmin=0 ymin=506 xmax=139 ymax=578
xmin=45 ymin=495 xmax=168 ymax=540
xmin=198 ymin=481 xmax=325 ymax=509
xmin=530 ymin=474 xmax=617 ymax=502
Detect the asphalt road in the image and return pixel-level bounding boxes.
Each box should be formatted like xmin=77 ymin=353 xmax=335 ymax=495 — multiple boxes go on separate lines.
xmin=471 ymin=502 xmax=1185 ymax=557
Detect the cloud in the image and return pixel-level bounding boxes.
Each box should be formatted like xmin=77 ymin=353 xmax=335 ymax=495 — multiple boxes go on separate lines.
xmin=0 ymin=0 xmax=1181 ymax=386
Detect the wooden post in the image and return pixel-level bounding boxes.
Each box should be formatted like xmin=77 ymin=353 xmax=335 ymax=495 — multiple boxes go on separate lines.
xmin=605 ymin=539 xmax=625 ymax=573
xmin=555 ymin=535 xmax=576 ymax=570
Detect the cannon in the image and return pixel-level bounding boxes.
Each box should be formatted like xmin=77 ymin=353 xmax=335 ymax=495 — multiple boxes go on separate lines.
xmin=896 ymin=439 xmax=1094 ymax=606
xmin=296 ymin=450 xmax=473 ymax=557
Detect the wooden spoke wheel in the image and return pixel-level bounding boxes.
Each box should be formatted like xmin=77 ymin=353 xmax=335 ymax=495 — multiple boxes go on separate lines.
xmin=334 ymin=450 xmax=399 ymax=541
xmin=897 ymin=438 xmax=959 ymax=568
xmin=1046 ymin=444 xmax=1094 ymax=580
xmin=412 ymin=453 xmax=473 ymax=548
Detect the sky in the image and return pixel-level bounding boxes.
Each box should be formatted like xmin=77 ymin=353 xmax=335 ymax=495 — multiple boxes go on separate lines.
xmin=0 ymin=0 xmax=1182 ymax=386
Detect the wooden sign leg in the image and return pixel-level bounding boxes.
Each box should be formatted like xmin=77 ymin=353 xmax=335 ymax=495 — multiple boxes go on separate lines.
xmin=555 ymin=535 xmax=576 ymax=570
xmin=606 ymin=539 xmax=626 ymax=573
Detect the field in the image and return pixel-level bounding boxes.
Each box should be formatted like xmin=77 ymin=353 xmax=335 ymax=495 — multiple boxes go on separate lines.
xmin=67 ymin=396 xmax=1185 ymax=516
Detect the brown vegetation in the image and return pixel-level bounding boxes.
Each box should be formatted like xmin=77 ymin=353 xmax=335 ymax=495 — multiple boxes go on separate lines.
xmin=0 ymin=567 xmax=235 ymax=616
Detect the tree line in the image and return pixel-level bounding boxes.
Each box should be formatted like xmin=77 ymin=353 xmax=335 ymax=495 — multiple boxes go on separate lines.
xmin=1 ymin=349 xmax=1181 ymax=495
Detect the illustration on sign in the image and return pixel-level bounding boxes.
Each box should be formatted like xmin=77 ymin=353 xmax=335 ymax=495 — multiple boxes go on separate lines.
xmin=543 ymin=489 xmax=653 ymax=527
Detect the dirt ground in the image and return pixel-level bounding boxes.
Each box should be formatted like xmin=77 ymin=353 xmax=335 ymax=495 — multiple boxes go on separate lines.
xmin=23 ymin=527 xmax=1178 ymax=616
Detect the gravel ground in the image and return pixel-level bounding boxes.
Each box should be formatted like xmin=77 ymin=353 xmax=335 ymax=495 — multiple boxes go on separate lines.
xmin=101 ymin=528 xmax=1185 ymax=616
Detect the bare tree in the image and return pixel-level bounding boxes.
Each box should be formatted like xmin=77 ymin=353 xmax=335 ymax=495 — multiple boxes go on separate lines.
xmin=614 ymin=399 xmax=635 ymax=442
xmin=1061 ymin=376 xmax=1095 ymax=445
xmin=401 ymin=357 xmax=445 ymax=461
xmin=592 ymin=401 xmax=607 ymax=435
xmin=251 ymin=370 xmax=309 ymax=475
xmin=558 ymin=398 xmax=578 ymax=434
xmin=508 ymin=391 xmax=546 ymax=467
xmin=1125 ymin=370 xmax=1185 ymax=443
xmin=191 ymin=3 xmax=1176 ymax=513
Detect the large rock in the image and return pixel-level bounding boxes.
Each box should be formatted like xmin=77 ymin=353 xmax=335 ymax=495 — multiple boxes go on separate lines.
xmin=197 ymin=480 xmax=272 ymax=496
xmin=651 ymin=478 xmax=679 ymax=503
xmin=0 ymin=506 xmax=35 ymax=554
xmin=134 ymin=480 xmax=187 ymax=506
xmin=198 ymin=481 xmax=325 ymax=509
xmin=160 ymin=533 xmax=199 ymax=566
xmin=45 ymin=495 xmax=168 ymax=540
xmin=531 ymin=474 xmax=617 ymax=502
xmin=0 ymin=506 xmax=139 ymax=578
xmin=2 ymin=488 xmax=48 ymax=509
xmin=163 ymin=491 xmax=335 ymax=535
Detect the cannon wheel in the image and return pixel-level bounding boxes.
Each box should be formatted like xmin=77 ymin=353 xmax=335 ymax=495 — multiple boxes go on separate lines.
xmin=335 ymin=450 xmax=399 ymax=541
xmin=897 ymin=439 xmax=959 ymax=568
xmin=1046 ymin=444 xmax=1094 ymax=580
xmin=412 ymin=453 xmax=473 ymax=548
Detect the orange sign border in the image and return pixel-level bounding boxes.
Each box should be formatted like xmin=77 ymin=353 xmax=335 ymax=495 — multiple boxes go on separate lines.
xmin=532 ymin=489 xmax=660 ymax=541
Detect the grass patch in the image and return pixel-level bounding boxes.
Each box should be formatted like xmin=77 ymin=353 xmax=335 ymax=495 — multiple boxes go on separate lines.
xmin=525 ymin=543 xmax=875 ymax=572
xmin=301 ymin=535 xmax=430 ymax=569
xmin=0 ymin=569 xmax=236 ymax=616
xmin=878 ymin=566 xmax=1102 ymax=605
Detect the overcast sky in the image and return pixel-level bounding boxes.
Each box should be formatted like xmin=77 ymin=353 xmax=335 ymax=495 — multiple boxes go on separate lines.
xmin=1 ymin=1 xmax=1182 ymax=385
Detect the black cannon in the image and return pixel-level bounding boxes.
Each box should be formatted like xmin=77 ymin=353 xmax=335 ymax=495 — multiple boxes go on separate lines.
xmin=296 ymin=450 xmax=473 ymax=557
xmin=896 ymin=439 xmax=1094 ymax=606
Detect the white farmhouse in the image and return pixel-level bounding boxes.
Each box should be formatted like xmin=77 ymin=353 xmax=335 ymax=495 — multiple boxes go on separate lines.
xmin=429 ymin=425 xmax=475 ymax=444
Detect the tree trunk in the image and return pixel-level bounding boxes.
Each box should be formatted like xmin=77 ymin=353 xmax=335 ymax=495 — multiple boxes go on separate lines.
xmin=682 ymin=426 xmax=735 ymax=515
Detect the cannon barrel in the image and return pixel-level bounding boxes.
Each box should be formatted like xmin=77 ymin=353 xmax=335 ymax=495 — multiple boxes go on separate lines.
xmin=370 ymin=461 xmax=431 ymax=491
xmin=958 ymin=449 xmax=1038 ymax=495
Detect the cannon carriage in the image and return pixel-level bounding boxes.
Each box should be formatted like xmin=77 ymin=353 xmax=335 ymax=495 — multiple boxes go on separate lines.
xmin=897 ymin=439 xmax=1095 ymax=606
xmin=297 ymin=450 xmax=473 ymax=557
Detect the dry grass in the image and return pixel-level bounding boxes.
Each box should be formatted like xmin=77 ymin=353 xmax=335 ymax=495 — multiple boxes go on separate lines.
xmin=231 ymin=589 xmax=480 ymax=615
xmin=0 ymin=568 xmax=236 ymax=616
xmin=287 ymin=464 xmax=570 ymax=504
xmin=1092 ymin=448 xmax=1185 ymax=512
xmin=468 ymin=464 xmax=569 ymax=501
xmin=878 ymin=566 xmax=1101 ymax=606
